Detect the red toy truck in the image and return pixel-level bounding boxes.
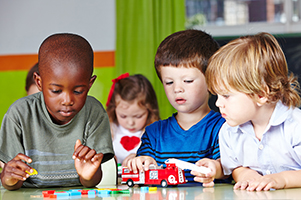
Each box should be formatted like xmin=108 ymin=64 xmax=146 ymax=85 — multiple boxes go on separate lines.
xmin=121 ymin=163 xmax=187 ymax=187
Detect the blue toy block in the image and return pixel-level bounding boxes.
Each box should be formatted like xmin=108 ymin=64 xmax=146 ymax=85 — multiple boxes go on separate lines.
xmin=69 ymin=190 xmax=81 ymax=196
xmin=54 ymin=192 xmax=70 ymax=199
xmin=141 ymin=186 xmax=149 ymax=192
xmin=88 ymin=190 xmax=96 ymax=198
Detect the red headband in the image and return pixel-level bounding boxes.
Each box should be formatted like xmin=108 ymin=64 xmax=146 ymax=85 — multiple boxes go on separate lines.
xmin=106 ymin=72 xmax=130 ymax=107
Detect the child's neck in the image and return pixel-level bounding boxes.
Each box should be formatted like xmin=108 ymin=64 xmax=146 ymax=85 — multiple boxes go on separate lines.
xmin=252 ymin=103 xmax=276 ymax=141
xmin=176 ymin=105 xmax=211 ymax=131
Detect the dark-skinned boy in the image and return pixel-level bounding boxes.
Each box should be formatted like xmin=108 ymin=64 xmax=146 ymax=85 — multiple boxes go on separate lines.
xmin=0 ymin=33 xmax=114 ymax=190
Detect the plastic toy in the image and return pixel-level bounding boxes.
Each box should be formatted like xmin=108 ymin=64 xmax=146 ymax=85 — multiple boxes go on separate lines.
xmin=25 ymin=168 xmax=38 ymax=176
xmin=121 ymin=162 xmax=187 ymax=187
xmin=165 ymin=158 xmax=211 ymax=174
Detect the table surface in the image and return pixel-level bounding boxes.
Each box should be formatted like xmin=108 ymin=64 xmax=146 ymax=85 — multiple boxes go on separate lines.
xmin=2 ymin=183 xmax=301 ymax=200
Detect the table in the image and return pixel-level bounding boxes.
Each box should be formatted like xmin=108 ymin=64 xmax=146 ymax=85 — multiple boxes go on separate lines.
xmin=2 ymin=183 xmax=301 ymax=200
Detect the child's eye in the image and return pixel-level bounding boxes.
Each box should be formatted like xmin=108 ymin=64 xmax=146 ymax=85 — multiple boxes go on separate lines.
xmin=74 ymin=90 xmax=84 ymax=95
xmin=165 ymin=81 xmax=173 ymax=85
xmin=184 ymin=80 xmax=193 ymax=83
xmin=222 ymin=94 xmax=230 ymax=98
xmin=120 ymin=115 xmax=126 ymax=119
xmin=51 ymin=89 xmax=61 ymax=94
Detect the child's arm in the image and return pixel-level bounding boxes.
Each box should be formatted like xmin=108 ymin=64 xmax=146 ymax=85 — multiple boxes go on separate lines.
xmin=234 ymin=167 xmax=301 ymax=191
xmin=126 ymin=155 xmax=157 ymax=173
xmin=0 ymin=153 xmax=34 ymax=190
xmin=73 ymin=139 xmax=104 ymax=188
xmin=192 ymin=158 xmax=225 ymax=187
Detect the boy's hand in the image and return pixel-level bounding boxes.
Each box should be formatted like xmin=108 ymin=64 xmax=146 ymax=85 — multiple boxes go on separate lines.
xmin=1 ymin=153 xmax=33 ymax=189
xmin=234 ymin=174 xmax=284 ymax=191
xmin=192 ymin=158 xmax=222 ymax=187
xmin=127 ymin=156 xmax=157 ymax=173
xmin=73 ymin=139 xmax=103 ymax=181
xmin=122 ymin=153 xmax=136 ymax=167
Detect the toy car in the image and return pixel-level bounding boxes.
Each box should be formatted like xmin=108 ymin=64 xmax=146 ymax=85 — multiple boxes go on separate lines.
xmin=121 ymin=163 xmax=187 ymax=188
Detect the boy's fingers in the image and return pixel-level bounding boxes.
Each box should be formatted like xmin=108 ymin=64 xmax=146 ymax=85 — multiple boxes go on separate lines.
xmin=5 ymin=162 xmax=30 ymax=180
xmin=130 ymin=159 xmax=139 ymax=173
xmin=91 ymin=153 xmax=104 ymax=162
xmin=203 ymin=181 xmax=215 ymax=187
xmin=73 ymin=140 xmax=84 ymax=159
xmin=74 ymin=139 xmax=82 ymax=151
xmin=14 ymin=153 xmax=32 ymax=163
xmin=84 ymin=149 xmax=97 ymax=160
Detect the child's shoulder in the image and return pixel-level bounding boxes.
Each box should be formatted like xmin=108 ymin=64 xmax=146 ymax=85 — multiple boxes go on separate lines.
xmin=84 ymin=95 xmax=105 ymax=109
xmin=6 ymin=92 xmax=42 ymax=113
xmin=204 ymin=110 xmax=225 ymax=124
xmin=145 ymin=113 xmax=175 ymax=129
xmin=79 ymin=95 xmax=107 ymax=119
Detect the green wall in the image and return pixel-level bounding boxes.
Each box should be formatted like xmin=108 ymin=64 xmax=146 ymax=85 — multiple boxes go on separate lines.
xmin=0 ymin=67 xmax=116 ymax=127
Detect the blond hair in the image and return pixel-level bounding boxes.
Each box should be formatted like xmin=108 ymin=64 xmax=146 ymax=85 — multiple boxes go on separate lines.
xmin=206 ymin=32 xmax=300 ymax=107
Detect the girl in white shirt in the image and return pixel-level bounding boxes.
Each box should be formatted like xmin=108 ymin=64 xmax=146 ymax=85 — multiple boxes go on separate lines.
xmin=106 ymin=73 xmax=160 ymax=166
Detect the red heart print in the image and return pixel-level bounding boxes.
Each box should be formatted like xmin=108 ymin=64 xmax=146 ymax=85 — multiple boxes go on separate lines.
xmin=120 ymin=136 xmax=140 ymax=151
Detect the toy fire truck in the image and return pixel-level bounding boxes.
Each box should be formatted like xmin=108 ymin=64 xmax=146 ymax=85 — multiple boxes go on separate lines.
xmin=121 ymin=162 xmax=187 ymax=188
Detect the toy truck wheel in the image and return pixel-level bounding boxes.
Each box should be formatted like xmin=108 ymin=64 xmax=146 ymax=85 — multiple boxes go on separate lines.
xmin=126 ymin=179 xmax=134 ymax=187
xmin=161 ymin=180 xmax=168 ymax=188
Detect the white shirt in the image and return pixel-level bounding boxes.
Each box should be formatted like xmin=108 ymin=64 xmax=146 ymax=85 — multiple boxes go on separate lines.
xmin=220 ymin=101 xmax=301 ymax=176
xmin=112 ymin=123 xmax=142 ymax=164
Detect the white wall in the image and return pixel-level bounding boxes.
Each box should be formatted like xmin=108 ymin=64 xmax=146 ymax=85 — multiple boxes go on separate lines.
xmin=0 ymin=0 xmax=115 ymax=55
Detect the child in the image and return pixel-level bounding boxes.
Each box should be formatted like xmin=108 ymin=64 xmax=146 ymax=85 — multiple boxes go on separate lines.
xmin=126 ymin=29 xmax=226 ymax=185
xmin=205 ymin=32 xmax=301 ymax=191
xmin=106 ymin=73 xmax=160 ymax=167
xmin=25 ymin=63 xmax=40 ymax=95
xmin=0 ymin=33 xmax=114 ymax=190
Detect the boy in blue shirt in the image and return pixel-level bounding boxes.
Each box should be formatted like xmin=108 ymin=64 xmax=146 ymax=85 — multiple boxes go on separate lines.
xmin=127 ymin=30 xmax=226 ymax=185
xmin=0 ymin=33 xmax=114 ymax=190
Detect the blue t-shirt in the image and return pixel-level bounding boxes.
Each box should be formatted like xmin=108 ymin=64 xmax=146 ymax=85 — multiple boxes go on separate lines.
xmin=137 ymin=110 xmax=225 ymax=183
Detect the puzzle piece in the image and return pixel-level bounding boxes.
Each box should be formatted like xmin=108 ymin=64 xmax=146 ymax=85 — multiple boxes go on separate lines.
xmin=26 ymin=168 xmax=38 ymax=176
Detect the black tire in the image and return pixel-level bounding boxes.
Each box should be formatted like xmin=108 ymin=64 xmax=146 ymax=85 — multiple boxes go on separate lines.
xmin=161 ymin=180 xmax=168 ymax=188
xmin=127 ymin=179 xmax=134 ymax=187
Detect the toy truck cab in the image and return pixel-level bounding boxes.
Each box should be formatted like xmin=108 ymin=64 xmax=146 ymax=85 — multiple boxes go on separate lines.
xmin=121 ymin=163 xmax=187 ymax=187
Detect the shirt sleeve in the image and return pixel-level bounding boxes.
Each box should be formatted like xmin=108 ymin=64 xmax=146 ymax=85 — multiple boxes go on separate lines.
xmin=0 ymin=112 xmax=25 ymax=163
xmin=83 ymin=98 xmax=114 ymax=164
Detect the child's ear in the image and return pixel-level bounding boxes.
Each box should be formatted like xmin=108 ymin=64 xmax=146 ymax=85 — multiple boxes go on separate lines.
xmin=88 ymin=75 xmax=97 ymax=89
xmin=256 ymin=87 xmax=269 ymax=106
xmin=33 ymin=72 xmax=42 ymax=91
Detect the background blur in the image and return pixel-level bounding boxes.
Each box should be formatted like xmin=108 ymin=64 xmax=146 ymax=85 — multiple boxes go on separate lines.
xmin=1 ymin=0 xmax=301 ymax=126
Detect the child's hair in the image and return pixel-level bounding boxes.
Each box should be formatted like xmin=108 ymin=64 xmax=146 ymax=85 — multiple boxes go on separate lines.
xmin=38 ymin=33 xmax=94 ymax=77
xmin=25 ymin=63 xmax=38 ymax=92
xmin=206 ymin=32 xmax=301 ymax=108
xmin=154 ymin=29 xmax=219 ymax=81
xmin=106 ymin=74 xmax=160 ymax=127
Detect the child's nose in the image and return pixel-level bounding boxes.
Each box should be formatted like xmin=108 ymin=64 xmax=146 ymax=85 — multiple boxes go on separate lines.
xmin=127 ymin=118 xmax=135 ymax=126
xmin=62 ymin=93 xmax=74 ymax=106
xmin=215 ymin=95 xmax=223 ymax=108
xmin=174 ymin=83 xmax=184 ymax=93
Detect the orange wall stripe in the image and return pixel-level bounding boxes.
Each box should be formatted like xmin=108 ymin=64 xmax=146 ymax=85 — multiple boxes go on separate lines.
xmin=0 ymin=51 xmax=115 ymax=71
xmin=94 ymin=51 xmax=115 ymax=68
xmin=0 ymin=54 xmax=38 ymax=71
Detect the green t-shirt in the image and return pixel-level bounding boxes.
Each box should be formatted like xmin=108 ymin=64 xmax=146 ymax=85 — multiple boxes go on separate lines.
xmin=0 ymin=92 xmax=114 ymax=187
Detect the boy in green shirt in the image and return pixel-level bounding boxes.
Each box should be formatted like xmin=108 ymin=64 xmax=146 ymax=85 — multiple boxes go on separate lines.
xmin=0 ymin=33 xmax=114 ymax=190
